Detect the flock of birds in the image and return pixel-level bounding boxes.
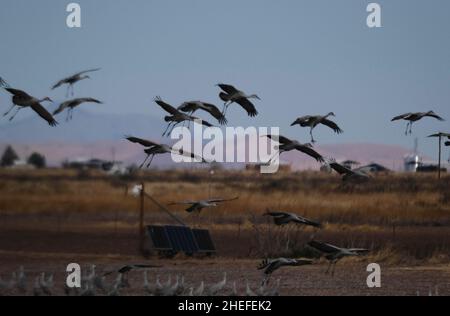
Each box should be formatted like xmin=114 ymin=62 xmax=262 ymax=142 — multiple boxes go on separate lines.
xmin=0 ymin=70 xmax=448 ymax=296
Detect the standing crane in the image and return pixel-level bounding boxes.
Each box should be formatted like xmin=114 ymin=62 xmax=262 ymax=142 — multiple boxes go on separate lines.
xmin=391 ymin=111 xmax=445 ymax=135
xmin=51 ymin=68 xmax=101 ymax=96
xmin=3 ymin=88 xmax=57 ymax=126
xmin=216 ymin=83 xmax=259 ymax=117
xmin=291 ymin=112 xmax=343 ymax=143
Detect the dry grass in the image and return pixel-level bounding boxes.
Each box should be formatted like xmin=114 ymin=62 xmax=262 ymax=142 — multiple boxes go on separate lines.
xmin=0 ymin=168 xmax=449 ymax=263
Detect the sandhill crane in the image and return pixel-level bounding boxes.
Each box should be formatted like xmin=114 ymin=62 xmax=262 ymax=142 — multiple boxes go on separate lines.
xmin=104 ymin=264 xmax=160 ymax=288
xmin=178 ymin=101 xmax=227 ymax=125
xmin=264 ymin=134 xmax=324 ymax=163
xmin=258 ymin=258 xmax=313 ymax=285
xmin=107 ymin=274 xmax=123 ymax=296
xmin=169 ymin=197 xmax=238 ymax=213
xmin=39 ymin=272 xmax=54 ymax=296
xmin=53 ymin=97 xmax=103 ymax=121
xmin=52 ymin=68 xmax=101 ymax=96
xmin=155 ymin=96 xmax=215 ymax=136
xmin=3 ymin=88 xmax=57 ymax=126
xmin=328 ymin=159 xmax=370 ymax=183
xmin=216 ymin=83 xmax=259 ymax=117
xmin=291 ymin=112 xmax=343 ymax=143
xmin=307 ymin=240 xmax=369 ymax=276
xmin=446 ymin=140 xmax=450 ymax=147
xmin=207 ymin=272 xmax=227 ymax=296
xmin=193 ymin=281 xmax=205 ymax=296
xmin=17 ymin=266 xmax=27 ymax=293
xmin=392 ymin=111 xmax=445 ymax=135
xmin=125 ymin=136 xmax=206 ymax=168
xmin=245 ymin=281 xmax=257 ymax=296
xmin=264 ymin=211 xmax=322 ymax=228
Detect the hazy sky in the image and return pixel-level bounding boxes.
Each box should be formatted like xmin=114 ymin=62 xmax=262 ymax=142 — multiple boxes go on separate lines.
xmin=1 ymin=0 xmax=449 ymax=159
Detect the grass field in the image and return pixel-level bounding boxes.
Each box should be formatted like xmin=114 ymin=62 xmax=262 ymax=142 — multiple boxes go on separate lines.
xmin=0 ymin=168 xmax=449 ymax=295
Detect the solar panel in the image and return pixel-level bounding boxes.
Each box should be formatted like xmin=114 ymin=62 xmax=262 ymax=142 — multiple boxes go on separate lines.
xmin=192 ymin=229 xmax=216 ymax=253
xmin=147 ymin=225 xmax=172 ymax=251
xmin=146 ymin=225 xmax=216 ymax=256
xmin=165 ymin=225 xmax=199 ymax=254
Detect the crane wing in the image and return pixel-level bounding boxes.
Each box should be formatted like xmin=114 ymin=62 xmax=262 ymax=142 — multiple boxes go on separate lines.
xmin=391 ymin=113 xmax=412 ymax=121
xmin=425 ymin=112 xmax=445 ymax=121
xmin=295 ymin=144 xmax=324 ymax=162
xmin=5 ymin=88 xmax=32 ymax=98
xmin=30 ymin=103 xmax=58 ymax=126
xmin=53 ymin=102 xmax=69 ymax=115
xmin=202 ymin=102 xmax=227 ymax=125
xmin=264 ymin=134 xmax=292 ymax=145
xmin=125 ymin=136 xmax=159 ymax=148
xmin=154 ymin=96 xmax=179 ymax=115
xmin=217 ymin=83 xmax=239 ymax=95
xmin=206 ymin=197 xmax=239 ymax=203
xmin=329 ymin=162 xmax=353 ymax=175
xmin=308 ymin=240 xmax=340 ymax=254
xmin=235 ymin=98 xmax=258 ymax=117
xmin=73 ymin=68 xmax=101 ymax=77
xmin=320 ymin=119 xmax=343 ymax=134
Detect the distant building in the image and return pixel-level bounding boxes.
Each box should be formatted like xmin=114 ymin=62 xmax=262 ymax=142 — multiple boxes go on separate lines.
xmin=10 ymin=159 xmax=35 ymax=170
xmin=63 ymin=158 xmax=128 ymax=174
xmin=404 ymin=154 xmax=422 ymax=172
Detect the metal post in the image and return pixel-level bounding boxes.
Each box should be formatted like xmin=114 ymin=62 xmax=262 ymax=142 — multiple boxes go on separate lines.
xmin=438 ymin=135 xmax=442 ymax=180
xmin=139 ymin=182 xmax=145 ymax=253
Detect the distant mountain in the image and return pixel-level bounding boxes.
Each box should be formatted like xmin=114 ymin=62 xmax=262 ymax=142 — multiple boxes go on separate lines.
xmin=0 ymin=110 xmax=162 ymax=142
xmin=0 ymin=111 xmax=422 ymax=170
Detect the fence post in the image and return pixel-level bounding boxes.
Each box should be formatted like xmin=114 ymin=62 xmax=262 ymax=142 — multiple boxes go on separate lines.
xmin=139 ymin=182 xmax=145 ymax=253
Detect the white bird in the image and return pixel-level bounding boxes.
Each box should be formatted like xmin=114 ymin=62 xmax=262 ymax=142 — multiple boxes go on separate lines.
xmin=264 ymin=134 xmax=324 ymax=163
xmin=207 ymin=272 xmax=227 ymax=296
xmin=125 ymin=136 xmax=207 ymax=169
xmin=52 ymin=68 xmax=101 ymax=96
xmin=17 ymin=266 xmax=27 ymax=293
xmin=169 ymin=197 xmax=238 ymax=213
xmin=392 ymin=111 xmax=445 ymax=135
xmin=39 ymin=272 xmax=54 ymax=296
xmin=308 ymin=240 xmax=369 ymax=276
xmin=3 ymin=88 xmax=57 ymax=125
xmin=291 ymin=112 xmax=343 ymax=143
xmin=216 ymin=83 xmax=259 ymax=117
xmin=53 ymin=97 xmax=103 ymax=121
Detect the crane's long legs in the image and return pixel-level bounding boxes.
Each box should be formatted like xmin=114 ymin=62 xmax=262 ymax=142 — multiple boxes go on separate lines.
xmin=409 ymin=122 xmax=413 ymax=135
xmin=9 ymin=107 xmax=22 ymax=121
xmin=3 ymin=104 xmax=15 ymax=117
xmin=405 ymin=122 xmax=410 ymax=135
xmin=331 ymin=262 xmax=337 ymax=277
xmin=146 ymin=154 xmax=155 ymax=168
xmin=162 ymin=122 xmax=174 ymax=137
xmin=139 ymin=154 xmax=150 ymax=169
xmin=325 ymin=261 xmax=332 ymax=274
xmin=167 ymin=122 xmax=180 ymax=135
xmin=310 ymin=128 xmax=316 ymax=143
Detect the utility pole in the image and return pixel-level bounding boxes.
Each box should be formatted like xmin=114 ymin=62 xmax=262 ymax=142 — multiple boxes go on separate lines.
xmin=428 ymin=132 xmax=450 ymax=180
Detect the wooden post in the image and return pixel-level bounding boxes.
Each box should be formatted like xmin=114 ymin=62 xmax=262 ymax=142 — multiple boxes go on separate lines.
xmin=139 ymin=182 xmax=145 ymax=253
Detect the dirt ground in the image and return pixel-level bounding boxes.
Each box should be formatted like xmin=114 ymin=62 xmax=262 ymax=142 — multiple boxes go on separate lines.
xmin=0 ymin=229 xmax=449 ymax=296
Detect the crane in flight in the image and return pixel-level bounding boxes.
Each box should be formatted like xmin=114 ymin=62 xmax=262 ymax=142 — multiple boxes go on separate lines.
xmin=264 ymin=211 xmax=322 ymax=228
xmin=169 ymin=197 xmax=239 ymax=213
xmin=327 ymin=159 xmax=370 ymax=183
xmin=263 ymin=134 xmax=324 ymax=163
xmin=53 ymin=97 xmax=103 ymax=121
xmin=125 ymin=136 xmax=206 ymax=168
xmin=155 ymin=96 xmax=215 ymax=136
xmin=52 ymin=68 xmax=101 ymax=97
xmin=216 ymin=83 xmax=259 ymax=117
xmin=291 ymin=112 xmax=343 ymax=143
xmin=3 ymin=88 xmax=57 ymax=126
xmin=307 ymin=240 xmax=369 ymax=276
xmin=178 ymin=101 xmax=227 ymax=125
xmin=258 ymin=258 xmax=313 ymax=285
xmin=391 ymin=111 xmax=444 ymax=135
